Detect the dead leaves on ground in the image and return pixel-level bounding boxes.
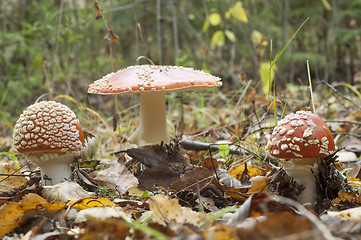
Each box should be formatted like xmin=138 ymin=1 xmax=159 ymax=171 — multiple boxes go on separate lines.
xmin=1 ymin=135 xmax=361 ymax=238
xmin=149 ymin=194 xmax=200 ymax=226
xmin=0 ymin=193 xmax=66 ymax=237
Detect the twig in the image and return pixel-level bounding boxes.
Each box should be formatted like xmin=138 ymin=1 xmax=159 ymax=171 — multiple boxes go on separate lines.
xmin=320 ymin=81 xmax=361 ymax=110
xmin=332 ymin=131 xmax=361 ymax=138
xmin=157 ymin=0 xmax=167 ymax=64
xmin=326 ymin=120 xmax=361 ymax=125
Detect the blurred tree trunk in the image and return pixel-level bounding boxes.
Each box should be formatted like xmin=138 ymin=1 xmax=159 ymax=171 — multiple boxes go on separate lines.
xmin=157 ymin=0 xmax=167 ymax=64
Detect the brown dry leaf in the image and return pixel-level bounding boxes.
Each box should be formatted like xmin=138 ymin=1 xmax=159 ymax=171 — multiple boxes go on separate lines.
xmin=228 ymin=164 xmax=269 ymax=180
xmin=0 ymin=164 xmax=27 ymax=192
xmin=237 ymin=212 xmax=315 ymax=239
xmin=223 ymin=185 xmax=249 ymax=201
xmin=138 ymin=165 xmax=180 ymax=190
xmin=203 ymin=224 xmax=239 ymax=240
xmin=95 ymin=163 xmax=138 ymax=194
xmin=248 ymin=193 xmax=296 ymax=218
xmin=94 ymin=1 xmax=103 ymax=20
xmin=170 ymin=166 xmax=223 ymax=197
xmin=149 ymin=194 xmax=200 ymax=226
xmin=0 ymin=193 xmax=66 ymax=237
xmin=68 ymin=197 xmax=116 ymax=210
xmin=79 ymin=218 xmax=130 ymax=240
xmin=248 ymin=176 xmax=270 ymax=193
xmin=332 ymin=191 xmax=361 ymax=205
xmin=105 ymin=29 xmax=119 ymax=45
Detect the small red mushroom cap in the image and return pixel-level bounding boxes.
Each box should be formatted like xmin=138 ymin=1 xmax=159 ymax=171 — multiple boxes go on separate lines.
xmin=12 ymin=101 xmax=85 ymax=154
xmin=266 ymin=111 xmax=335 ymax=159
xmin=87 ymin=65 xmax=222 ymax=94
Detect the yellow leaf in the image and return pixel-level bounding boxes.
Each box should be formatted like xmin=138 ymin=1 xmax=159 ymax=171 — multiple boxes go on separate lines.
xmin=225 ymin=9 xmax=231 ymax=19
xmin=248 ymin=176 xmax=270 ymax=193
xmin=228 ymin=164 xmax=269 ymax=179
xmin=209 ymin=12 xmax=222 ymax=26
xmin=204 ymin=224 xmax=239 ymax=240
xmin=321 ymin=0 xmax=331 ymax=10
xmin=0 ymin=193 xmax=66 ymax=238
xmin=260 ymin=62 xmax=277 ymax=95
xmin=211 ymin=30 xmax=225 ymax=48
xmin=224 ymin=30 xmax=236 ymax=42
xmin=0 ymin=164 xmax=27 ymax=192
xmin=0 ymin=203 xmax=24 ymax=237
xmin=127 ymin=187 xmax=145 ymax=197
xmin=231 ymin=1 xmax=248 ymax=23
xmin=68 ymin=197 xmax=116 ymax=210
xmin=202 ymin=18 xmax=210 ymax=32
xmin=149 ymin=194 xmax=200 ymax=226
xmin=251 ymin=30 xmax=263 ymax=45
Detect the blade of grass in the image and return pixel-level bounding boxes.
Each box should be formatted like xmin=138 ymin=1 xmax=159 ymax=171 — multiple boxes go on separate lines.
xmin=335 ymin=82 xmax=361 ymax=101
xmin=0 ymin=152 xmax=20 ymax=169
xmin=225 ymin=79 xmax=252 ymax=107
xmin=271 ymin=17 xmax=309 ymax=125
xmin=307 ymin=60 xmax=316 ymax=114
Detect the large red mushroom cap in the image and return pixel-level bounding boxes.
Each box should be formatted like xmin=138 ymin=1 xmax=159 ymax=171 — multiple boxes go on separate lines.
xmin=13 ymin=101 xmax=85 ymax=154
xmin=87 ymin=65 xmax=222 ymax=146
xmin=87 ymin=65 xmax=222 ymax=94
xmin=266 ymin=111 xmax=335 ymax=159
xmin=12 ymin=101 xmax=85 ymax=185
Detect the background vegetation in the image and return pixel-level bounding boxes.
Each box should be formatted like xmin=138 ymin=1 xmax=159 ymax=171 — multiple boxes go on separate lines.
xmin=1 ymin=0 xmax=361 ymax=135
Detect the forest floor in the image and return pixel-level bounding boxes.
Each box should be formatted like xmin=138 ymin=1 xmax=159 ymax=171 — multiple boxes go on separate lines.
xmin=1 ymin=81 xmax=361 ymax=239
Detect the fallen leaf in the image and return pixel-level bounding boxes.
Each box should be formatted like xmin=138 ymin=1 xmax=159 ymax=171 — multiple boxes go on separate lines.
xmin=332 ymin=191 xmax=361 ymax=205
xmin=95 ymin=163 xmax=138 ymax=194
xmin=0 ymin=164 xmax=27 ymax=192
xmin=0 ymin=193 xmax=66 ymax=237
xmin=75 ymin=207 xmax=127 ymax=223
xmin=228 ymin=164 xmax=269 ymax=181
xmin=203 ymin=224 xmax=239 ymax=240
xmin=68 ymin=197 xmax=116 ymax=210
xmin=42 ymin=181 xmax=96 ymax=203
xmin=79 ymin=218 xmax=130 ymax=240
xmin=248 ymin=176 xmax=270 ymax=193
xmin=170 ymin=167 xmax=224 ymax=197
xmin=149 ymin=194 xmax=200 ymax=226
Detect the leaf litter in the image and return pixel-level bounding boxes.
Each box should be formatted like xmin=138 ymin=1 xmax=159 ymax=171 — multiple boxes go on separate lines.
xmin=2 ymin=81 xmax=361 ymax=239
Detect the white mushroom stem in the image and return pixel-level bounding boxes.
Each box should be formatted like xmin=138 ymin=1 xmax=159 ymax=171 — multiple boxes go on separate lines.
xmin=28 ymin=153 xmax=75 ymax=185
xmin=128 ymin=92 xmax=170 ymax=146
xmin=283 ymin=158 xmax=318 ymax=207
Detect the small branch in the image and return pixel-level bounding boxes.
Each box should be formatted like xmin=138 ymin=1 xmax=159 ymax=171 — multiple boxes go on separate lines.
xmin=320 ymin=81 xmax=361 ymax=110
xmin=332 ymin=131 xmax=361 ymax=138
xmin=326 ymin=120 xmax=361 ymax=125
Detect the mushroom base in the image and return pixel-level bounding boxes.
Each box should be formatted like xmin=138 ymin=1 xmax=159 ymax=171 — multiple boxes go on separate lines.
xmin=283 ymin=158 xmax=318 ymax=207
xmin=28 ymin=152 xmax=76 ymax=185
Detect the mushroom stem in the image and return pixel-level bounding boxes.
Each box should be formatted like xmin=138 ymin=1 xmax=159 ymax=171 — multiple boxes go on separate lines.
xmin=283 ymin=158 xmax=318 ymax=207
xmin=128 ymin=92 xmax=170 ymax=146
xmin=28 ymin=153 xmax=74 ymax=185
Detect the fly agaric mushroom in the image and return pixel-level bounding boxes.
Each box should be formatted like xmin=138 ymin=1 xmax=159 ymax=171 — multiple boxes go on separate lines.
xmin=266 ymin=110 xmax=335 ymax=206
xmin=88 ymin=65 xmax=222 ymax=146
xmin=12 ymin=101 xmax=85 ymax=185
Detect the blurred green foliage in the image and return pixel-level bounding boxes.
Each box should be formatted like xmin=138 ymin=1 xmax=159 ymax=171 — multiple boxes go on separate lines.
xmin=1 ymin=0 xmax=361 ymax=123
